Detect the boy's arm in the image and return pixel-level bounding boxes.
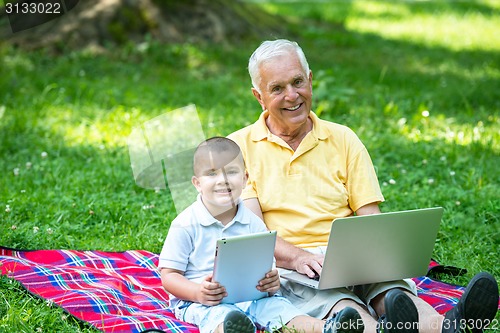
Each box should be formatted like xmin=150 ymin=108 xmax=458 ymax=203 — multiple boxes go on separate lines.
xmin=160 ymin=268 xmax=227 ymax=306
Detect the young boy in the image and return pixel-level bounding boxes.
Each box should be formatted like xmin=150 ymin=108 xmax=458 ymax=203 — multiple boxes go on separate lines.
xmin=158 ymin=137 xmax=365 ymax=333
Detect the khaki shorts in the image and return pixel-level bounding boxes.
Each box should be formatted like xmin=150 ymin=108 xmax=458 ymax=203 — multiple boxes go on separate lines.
xmin=279 ymin=276 xmax=417 ymax=319
xmin=278 ymin=246 xmax=418 ymax=319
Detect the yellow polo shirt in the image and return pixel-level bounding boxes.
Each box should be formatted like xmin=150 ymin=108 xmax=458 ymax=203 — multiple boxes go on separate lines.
xmin=228 ymin=111 xmax=384 ymax=248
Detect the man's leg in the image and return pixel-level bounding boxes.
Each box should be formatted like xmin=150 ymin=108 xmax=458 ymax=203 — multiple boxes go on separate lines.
xmin=442 ymin=272 xmax=499 ymax=333
xmin=407 ymin=293 xmax=444 ymax=333
xmin=371 ymin=289 xmax=442 ymax=333
xmin=285 ymin=315 xmax=325 ymax=333
xmin=371 ymin=272 xmax=499 ymax=333
xmin=328 ymin=299 xmax=379 ymax=332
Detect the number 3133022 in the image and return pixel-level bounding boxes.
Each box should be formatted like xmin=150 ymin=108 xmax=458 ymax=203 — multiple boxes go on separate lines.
xmin=5 ymin=2 xmax=62 ymax=14
xmin=442 ymin=318 xmax=498 ymax=331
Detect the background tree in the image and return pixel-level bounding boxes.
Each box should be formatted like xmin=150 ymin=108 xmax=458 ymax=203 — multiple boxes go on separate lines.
xmin=0 ymin=0 xmax=286 ymax=51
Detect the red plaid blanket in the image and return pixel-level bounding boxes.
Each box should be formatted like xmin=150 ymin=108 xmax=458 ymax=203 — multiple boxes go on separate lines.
xmin=0 ymin=247 xmax=497 ymax=333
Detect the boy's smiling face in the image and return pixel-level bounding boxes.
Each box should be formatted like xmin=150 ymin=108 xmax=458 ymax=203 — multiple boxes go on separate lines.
xmin=192 ymin=151 xmax=247 ymax=214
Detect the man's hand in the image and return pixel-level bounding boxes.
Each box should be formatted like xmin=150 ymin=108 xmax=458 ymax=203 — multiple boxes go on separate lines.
xmin=257 ymin=269 xmax=280 ymax=295
xmin=274 ymin=236 xmax=325 ymax=278
xmin=294 ymin=251 xmax=324 ymax=278
xmin=196 ymin=274 xmax=227 ymax=306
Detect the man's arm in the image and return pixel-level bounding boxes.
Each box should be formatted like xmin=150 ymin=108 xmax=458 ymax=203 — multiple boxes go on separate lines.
xmin=242 ymin=197 xmax=264 ymax=220
xmin=356 ymin=202 xmax=381 ymax=216
xmin=244 ymin=199 xmax=382 ymax=277
xmin=274 ymin=201 xmax=381 ymax=277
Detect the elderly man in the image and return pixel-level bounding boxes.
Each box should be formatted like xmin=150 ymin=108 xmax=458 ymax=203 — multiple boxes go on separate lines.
xmin=228 ymin=39 xmax=498 ymax=333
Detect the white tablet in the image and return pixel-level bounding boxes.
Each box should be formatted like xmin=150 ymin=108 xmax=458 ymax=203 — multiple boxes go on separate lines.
xmin=212 ymin=230 xmax=277 ymax=304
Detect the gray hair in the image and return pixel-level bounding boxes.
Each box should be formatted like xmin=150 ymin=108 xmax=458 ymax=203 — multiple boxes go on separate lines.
xmin=248 ymin=39 xmax=310 ymax=93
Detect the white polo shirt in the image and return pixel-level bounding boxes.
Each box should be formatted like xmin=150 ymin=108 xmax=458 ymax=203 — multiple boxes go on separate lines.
xmin=158 ymin=195 xmax=267 ymax=285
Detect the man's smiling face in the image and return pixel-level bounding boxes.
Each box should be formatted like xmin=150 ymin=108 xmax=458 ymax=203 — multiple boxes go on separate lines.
xmin=252 ymin=52 xmax=313 ymax=132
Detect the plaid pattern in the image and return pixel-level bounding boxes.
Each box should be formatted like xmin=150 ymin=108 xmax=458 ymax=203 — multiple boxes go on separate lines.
xmin=1 ymin=247 xmax=498 ymax=333
xmin=414 ymin=276 xmax=466 ymax=314
xmin=0 ymin=247 xmax=197 ymax=333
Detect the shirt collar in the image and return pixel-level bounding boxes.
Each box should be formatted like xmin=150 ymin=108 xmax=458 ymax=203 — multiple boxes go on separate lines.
xmin=195 ymin=194 xmax=250 ymax=227
xmin=250 ymin=110 xmax=329 ymax=142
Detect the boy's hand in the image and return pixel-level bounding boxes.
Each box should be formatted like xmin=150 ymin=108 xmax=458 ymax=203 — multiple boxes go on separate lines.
xmin=197 ymin=274 xmax=227 ymax=306
xmin=257 ymin=269 xmax=280 ymax=295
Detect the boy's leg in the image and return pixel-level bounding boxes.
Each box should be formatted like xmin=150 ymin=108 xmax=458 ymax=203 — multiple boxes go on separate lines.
xmin=182 ymin=303 xmax=245 ymax=333
xmin=243 ymin=295 xmax=304 ymax=331
xmin=214 ymin=323 xmax=224 ymax=333
xmin=217 ymin=311 xmax=255 ymax=333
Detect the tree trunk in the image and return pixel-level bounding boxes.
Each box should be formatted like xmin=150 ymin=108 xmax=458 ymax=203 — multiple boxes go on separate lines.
xmin=0 ymin=0 xmax=286 ymax=51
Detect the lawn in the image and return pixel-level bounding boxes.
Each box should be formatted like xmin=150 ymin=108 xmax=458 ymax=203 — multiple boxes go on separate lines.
xmin=0 ymin=0 xmax=499 ymax=332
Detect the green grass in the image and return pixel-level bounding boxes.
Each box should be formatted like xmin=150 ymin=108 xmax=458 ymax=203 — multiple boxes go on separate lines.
xmin=1 ymin=1 xmax=499 ymax=332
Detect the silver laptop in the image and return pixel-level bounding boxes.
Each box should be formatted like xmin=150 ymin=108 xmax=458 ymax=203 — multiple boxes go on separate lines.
xmin=213 ymin=230 xmax=277 ymax=303
xmin=281 ymin=207 xmax=443 ymax=289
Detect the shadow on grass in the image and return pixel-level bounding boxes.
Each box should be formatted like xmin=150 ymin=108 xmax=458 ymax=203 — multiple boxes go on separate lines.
xmin=0 ymin=0 xmax=498 ymax=251
xmin=0 ymin=3 xmax=498 ymax=332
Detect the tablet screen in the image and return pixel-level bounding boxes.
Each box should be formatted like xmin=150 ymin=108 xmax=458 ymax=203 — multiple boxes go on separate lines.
xmin=212 ymin=230 xmax=276 ymax=304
